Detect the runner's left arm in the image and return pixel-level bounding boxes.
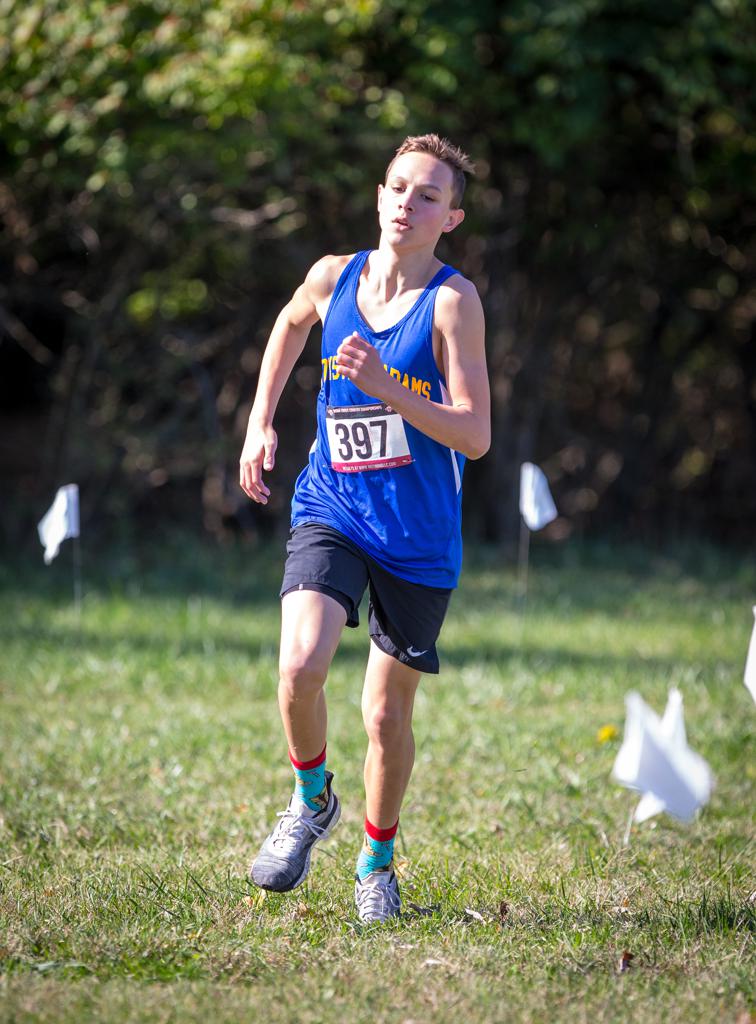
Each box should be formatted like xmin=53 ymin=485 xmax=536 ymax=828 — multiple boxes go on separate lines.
xmin=333 ymin=277 xmax=490 ymax=459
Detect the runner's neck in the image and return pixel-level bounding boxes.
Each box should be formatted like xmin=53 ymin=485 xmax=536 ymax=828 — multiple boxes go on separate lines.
xmin=371 ymin=244 xmax=442 ymax=302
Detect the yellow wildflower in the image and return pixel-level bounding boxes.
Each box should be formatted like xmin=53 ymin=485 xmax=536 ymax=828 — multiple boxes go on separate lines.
xmin=597 ymin=723 xmax=619 ymax=744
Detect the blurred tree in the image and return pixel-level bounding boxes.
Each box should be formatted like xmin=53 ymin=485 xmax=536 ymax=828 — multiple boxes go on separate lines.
xmin=0 ymin=0 xmax=754 ymax=548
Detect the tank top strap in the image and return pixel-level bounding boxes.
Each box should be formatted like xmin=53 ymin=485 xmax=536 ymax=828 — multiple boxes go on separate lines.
xmin=323 ymin=250 xmax=371 ymax=333
xmin=351 ymin=249 xmax=372 ymax=276
xmin=399 ymin=263 xmax=459 ymax=327
xmin=413 ymin=264 xmax=459 ymax=332
xmin=426 ymin=264 xmax=459 ymax=292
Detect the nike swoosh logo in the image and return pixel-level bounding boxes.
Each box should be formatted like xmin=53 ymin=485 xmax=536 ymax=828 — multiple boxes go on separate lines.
xmin=406 ymin=646 xmax=428 ymax=658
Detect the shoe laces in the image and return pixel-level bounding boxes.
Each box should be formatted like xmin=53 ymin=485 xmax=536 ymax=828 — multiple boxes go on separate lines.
xmin=356 ymin=873 xmax=401 ymax=919
xmin=270 ymin=806 xmax=328 ymax=854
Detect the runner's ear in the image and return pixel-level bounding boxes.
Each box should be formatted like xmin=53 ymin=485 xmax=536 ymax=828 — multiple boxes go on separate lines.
xmin=442 ymin=208 xmax=465 ymax=233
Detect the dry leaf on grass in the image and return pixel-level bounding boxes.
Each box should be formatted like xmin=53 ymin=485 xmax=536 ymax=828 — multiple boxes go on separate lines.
xmin=405 ymin=902 xmax=438 ymax=917
xmin=393 ymin=856 xmax=410 ymax=879
xmin=618 ymin=949 xmax=634 ymax=973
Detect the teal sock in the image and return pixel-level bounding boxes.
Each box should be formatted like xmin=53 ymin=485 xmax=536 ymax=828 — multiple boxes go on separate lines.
xmin=289 ymin=745 xmax=327 ymax=813
xmin=356 ymin=817 xmax=398 ymax=880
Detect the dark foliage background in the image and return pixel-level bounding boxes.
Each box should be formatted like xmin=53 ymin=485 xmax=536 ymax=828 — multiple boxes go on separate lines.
xmin=1 ymin=0 xmax=754 ymax=551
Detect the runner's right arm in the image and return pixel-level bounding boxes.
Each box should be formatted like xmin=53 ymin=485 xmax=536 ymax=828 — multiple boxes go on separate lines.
xmin=239 ymin=256 xmax=347 ymax=504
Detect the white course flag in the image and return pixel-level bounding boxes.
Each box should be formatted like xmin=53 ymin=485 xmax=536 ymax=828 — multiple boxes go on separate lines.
xmin=519 ymin=462 xmax=557 ymax=531
xmin=612 ymin=688 xmax=712 ymax=824
xmin=37 ymin=484 xmax=80 ymax=564
xmin=744 ymin=606 xmax=756 ymax=704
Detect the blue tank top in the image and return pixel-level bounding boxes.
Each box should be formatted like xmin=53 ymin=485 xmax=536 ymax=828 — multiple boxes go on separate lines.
xmin=290 ymin=249 xmax=466 ymax=588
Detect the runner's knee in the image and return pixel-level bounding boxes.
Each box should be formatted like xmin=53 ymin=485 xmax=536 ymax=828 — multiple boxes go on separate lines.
xmin=363 ymin=699 xmax=411 ymax=747
xmin=278 ymin=652 xmax=328 ymax=700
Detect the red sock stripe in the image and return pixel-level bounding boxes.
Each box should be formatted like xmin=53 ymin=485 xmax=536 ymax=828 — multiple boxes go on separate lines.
xmin=288 ymin=745 xmax=326 ymax=771
xmin=365 ymin=816 xmax=399 ymax=843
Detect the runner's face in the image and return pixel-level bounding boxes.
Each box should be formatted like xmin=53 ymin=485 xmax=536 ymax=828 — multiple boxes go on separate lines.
xmin=378 ymin=152 xmax=463 ymax=248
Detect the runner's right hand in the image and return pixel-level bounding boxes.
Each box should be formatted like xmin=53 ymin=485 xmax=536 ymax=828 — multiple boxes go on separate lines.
xmin=240 ymin=421 xmax=278 ymax=504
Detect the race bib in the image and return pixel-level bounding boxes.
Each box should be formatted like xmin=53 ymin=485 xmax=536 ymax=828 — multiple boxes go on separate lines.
xmin=326 ymin=402 xmax=412 ymax=473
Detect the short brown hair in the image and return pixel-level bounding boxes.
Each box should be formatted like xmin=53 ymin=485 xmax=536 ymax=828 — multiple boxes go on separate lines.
xmin=387 ymin=133 xmax=475 ymax=208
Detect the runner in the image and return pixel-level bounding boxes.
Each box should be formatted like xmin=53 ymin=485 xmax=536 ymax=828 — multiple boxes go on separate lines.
xmin=239 ymin=134 xmax=490 ymax=923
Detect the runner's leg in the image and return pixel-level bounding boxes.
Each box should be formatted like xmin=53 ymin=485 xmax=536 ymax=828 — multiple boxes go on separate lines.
xmin=361 ymin=641 xmax=422 ymax=828
xmin=279 ymin=589 xmax=347 ymax=761
xmin=353 ymin=643 xmax=419 ymax=918
xmin=249 ymin=588 xmax=346 ymax=891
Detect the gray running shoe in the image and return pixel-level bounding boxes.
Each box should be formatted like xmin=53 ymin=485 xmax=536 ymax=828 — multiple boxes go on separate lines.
xmin=249 ymin=771 xmax=340 ymax=892
xmin=354 ymin=867 xmax=401 ymax=923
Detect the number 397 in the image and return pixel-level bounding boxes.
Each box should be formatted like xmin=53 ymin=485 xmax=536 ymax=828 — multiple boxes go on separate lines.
xmin=333 ymin=419 xmax=387 ymax=461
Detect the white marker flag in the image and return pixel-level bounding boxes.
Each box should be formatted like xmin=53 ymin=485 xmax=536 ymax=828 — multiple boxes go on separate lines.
xmin=744 ymin=606 xmax=756 ymax=705
xmin=37 ymin=484 xmax=80 ymax=564
xmin=519 ymin=462 xmax=557 ymax=531
xmin=612 ymin=688 xmax=712 ymax=824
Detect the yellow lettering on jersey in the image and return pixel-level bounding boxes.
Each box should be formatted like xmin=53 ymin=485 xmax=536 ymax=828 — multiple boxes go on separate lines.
xmin=325 ymin=356 xmax=433 ymax=399
xmin=383 ymin=363 xmax=432 ymax=398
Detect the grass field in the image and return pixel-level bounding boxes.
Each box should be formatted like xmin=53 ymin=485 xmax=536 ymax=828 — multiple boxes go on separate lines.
xmin=1 ymin=535 xmax=754 ymax=1023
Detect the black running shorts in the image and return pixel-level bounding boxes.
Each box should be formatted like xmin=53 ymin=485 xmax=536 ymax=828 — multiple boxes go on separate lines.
xmin=280 ymin=522 xmax=452 ymax=674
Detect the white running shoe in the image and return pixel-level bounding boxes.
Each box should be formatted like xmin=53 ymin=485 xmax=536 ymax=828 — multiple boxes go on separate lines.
xmin=250 ymin=771 xmax=340 ymax=892
xmin=354 ymin=867 xmax=401 ymax=923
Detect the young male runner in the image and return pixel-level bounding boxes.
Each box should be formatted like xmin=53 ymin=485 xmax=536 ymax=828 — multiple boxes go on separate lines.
xmin=239 ymin=134 xmax=489 ymax=923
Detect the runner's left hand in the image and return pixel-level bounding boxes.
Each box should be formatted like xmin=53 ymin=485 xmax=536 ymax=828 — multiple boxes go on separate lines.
xmin=334 ymin=333 xmax=390 ymax=398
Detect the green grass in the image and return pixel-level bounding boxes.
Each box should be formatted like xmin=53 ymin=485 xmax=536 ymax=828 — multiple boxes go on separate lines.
xmin=1 ymin=536 xmax=754 ymax=1023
